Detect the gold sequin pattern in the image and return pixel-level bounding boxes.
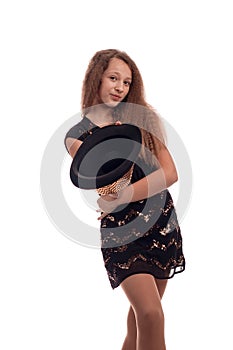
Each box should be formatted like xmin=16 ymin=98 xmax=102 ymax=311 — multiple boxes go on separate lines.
xmin=96 ymin=164 xmax=134 ymax=195
xmin=100 ymin=189 xmax=185 ymax=288
xmin=113 ymin=254 xmax=185 ymax=272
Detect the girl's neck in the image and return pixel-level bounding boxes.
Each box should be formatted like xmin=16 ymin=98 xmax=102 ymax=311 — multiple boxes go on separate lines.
xmin=86 ymin=104 xmax=115 ymax=125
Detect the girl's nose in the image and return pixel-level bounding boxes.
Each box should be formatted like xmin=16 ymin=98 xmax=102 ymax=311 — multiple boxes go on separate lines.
xmin=115 ymin=81 xmax=123 ymax=92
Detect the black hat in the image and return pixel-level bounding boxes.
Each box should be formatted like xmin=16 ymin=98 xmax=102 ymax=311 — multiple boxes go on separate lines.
xmin=70 ymin=123 xmax=142 ymax=194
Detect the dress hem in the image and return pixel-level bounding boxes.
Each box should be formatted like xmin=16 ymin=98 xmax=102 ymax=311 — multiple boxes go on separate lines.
xmin=111 ymin=265 xmax=185 ymax=290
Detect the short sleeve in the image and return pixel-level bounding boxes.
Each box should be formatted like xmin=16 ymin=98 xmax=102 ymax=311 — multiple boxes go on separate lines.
xmin=64 ymin=123 xmax=87 ymax=153
xmin=64 ymin=117 xmax=100 ymax=153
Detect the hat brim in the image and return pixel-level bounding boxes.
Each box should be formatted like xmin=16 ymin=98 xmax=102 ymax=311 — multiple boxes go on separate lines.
xmin=70 ymin=124 xmax=142 ymax=189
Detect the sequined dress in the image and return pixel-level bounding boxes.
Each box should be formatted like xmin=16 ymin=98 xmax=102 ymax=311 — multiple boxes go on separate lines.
xmin=65 ymin=116 xmax=185 ymax=289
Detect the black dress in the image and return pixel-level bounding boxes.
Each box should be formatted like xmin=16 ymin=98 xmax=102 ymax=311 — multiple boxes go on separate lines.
xmin=64 ymin=116 xmax=185 ymax=289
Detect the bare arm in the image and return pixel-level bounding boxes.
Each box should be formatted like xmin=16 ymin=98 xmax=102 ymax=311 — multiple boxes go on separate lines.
xmin=118 ymin=144 xmax=178 ymax=205
xmin=97 ymin=144 xmax=178 ymax=219
xmin=65 ymin=137 xmax=83 ymax=158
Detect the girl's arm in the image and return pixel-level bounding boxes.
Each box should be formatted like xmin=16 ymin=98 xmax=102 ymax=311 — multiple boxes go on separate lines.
xmin=65 ymin=137 xmax=83 ymax=158
xmin=118 ymin=144 xmax=178 ymax=205
xmin=96 ymin=145 xmax=178 ymax=219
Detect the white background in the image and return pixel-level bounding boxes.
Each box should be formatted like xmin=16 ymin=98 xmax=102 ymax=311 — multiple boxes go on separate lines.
xmin=1 ymin=0 xmax=232 ymax=349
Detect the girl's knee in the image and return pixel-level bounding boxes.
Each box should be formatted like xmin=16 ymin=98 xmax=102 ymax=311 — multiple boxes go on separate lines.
xmin=136 ymin=306 xmax=164 ymax=328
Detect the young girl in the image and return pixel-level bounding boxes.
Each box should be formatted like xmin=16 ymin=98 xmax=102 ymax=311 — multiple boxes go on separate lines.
xmin=65 ymin=49 xmax=185 ymax=350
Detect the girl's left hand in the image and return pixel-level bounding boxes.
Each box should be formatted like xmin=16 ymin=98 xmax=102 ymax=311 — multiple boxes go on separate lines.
xmin=96 ymin=193 xmax=120 ymax=220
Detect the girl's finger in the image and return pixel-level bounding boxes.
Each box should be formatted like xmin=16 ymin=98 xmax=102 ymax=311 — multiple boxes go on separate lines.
xmin=108 ymin=193 xmax=118 ymax=198
xmin=97 ymin=212 xmax=107 ymax=220
xmin=115 ymin=120 xmax=122 ymax=125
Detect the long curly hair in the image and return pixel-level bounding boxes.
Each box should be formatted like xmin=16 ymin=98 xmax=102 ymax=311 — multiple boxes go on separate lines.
xmin=81 ymin=49 xmax=166 ymax=167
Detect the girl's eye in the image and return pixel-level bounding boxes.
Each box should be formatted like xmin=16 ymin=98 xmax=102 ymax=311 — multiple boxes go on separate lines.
xmin=124 ymin=81 xmax=131 ymax=86
xmin=110 ymin=76 xmax=117 ymax=81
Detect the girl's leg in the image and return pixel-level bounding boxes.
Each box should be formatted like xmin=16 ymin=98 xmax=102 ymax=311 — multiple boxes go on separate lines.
xmin=121 ymin=278 xmax=168 ymax=350
xmin=155 ymin=278 xmax=168 ymax=299
xmin=121 ymin=306 xmax=137 ymax=350
xmin=121 ymin=274 xmax=166 ymax=350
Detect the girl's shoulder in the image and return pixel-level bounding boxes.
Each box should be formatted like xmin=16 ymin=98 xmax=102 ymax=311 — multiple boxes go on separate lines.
xmin=65 ymin=116 xmax=98 ymax=140
xmin=64 ymin=116 xmax=98 ymax=151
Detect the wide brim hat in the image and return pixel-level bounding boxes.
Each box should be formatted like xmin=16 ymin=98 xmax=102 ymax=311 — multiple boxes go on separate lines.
xmin=70 ymin=123 xmax=142 ymax=194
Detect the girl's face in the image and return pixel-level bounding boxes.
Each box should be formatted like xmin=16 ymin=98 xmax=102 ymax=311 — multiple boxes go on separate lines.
xmin=98 ymin=58 xmax=132 ymax=107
